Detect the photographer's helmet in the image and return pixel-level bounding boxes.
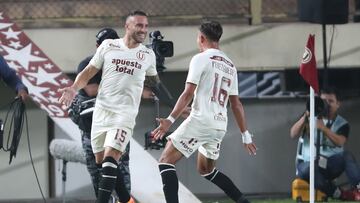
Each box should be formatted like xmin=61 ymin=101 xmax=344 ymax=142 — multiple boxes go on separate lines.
xmin=96 ymin=28 xmax=119 ymax=45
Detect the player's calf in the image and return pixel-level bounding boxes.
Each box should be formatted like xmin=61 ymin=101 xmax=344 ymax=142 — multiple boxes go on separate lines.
xmin=97 ymin=156 xmax=118 ymax=203
xmin=159 ymin=163 xmax=179 ymax=203
xmin=115 ymin=164 xmax=131 ymax=203
xmin=202 ymin=168 xmax=250 ymax=203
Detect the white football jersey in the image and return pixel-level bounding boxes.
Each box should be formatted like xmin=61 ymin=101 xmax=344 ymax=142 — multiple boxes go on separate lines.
xmin=90 ymin=38 xmax=157 ymax=128
xmin=186 ymin=48 xmax=238 ymax=131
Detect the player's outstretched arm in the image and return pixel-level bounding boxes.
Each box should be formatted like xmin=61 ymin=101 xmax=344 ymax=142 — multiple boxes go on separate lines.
xmin=152 ymin=82 xmax=196 ymax=140
xmin=229 ymin=95 xmax=257 ymax=155
xmin=59 ymin=65 xmax=99 ymax=107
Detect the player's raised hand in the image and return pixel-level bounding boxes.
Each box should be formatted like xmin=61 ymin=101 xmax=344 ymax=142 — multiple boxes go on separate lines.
xmin=241 ymin=130 xmax=257 ymax=155
xmin=244 ymin=142 xmax=257 ymax=156
xmin=58 ymin=86 xmax=77 ymax=107
xmin=152 ymin=118 xmax=172 ymax=140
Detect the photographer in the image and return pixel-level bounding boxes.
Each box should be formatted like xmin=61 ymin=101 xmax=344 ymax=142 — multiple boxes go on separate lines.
xmin=290 ymin=86 xmax=360 ymax=200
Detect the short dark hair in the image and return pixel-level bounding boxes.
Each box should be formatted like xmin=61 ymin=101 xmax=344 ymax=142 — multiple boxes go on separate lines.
xmin=95 ymin=28 xmax=119 ymax=45
xmin=321 ymin=86 xmax=341 ymax=101
xmin=199 ymin=20 xmax=223 ymax=42
xmin=127 ymin=10 xmax=148 ymax=19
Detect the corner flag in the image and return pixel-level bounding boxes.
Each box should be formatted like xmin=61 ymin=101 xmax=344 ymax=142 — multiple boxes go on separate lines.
xmin=300 ymin=34 xmax=319 ymax=93
xmin=299 ymin=34 xmax=319 ymax=203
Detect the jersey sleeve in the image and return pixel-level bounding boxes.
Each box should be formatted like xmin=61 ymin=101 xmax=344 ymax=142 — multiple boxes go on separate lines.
xmin=145 ymin=50 xmax=157 ymax=76
xmin=89 ymin=40 xmax=108 ymax=70
xmin=0 ymin=55 xmax=27 ymax=93
xmin=186 ymin=54 xmax=205 ymax=85
xmin=229 ymin=70 xmax=239 ymax=96
xmin=337 ymin=123 xmax=350 ymax=138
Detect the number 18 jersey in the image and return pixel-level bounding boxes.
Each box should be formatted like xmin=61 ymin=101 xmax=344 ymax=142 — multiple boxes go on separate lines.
xmin=186 ymin=48 xmax=238 ymax=131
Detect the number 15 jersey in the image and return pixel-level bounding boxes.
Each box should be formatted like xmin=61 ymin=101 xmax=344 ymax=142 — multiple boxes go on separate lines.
xmin=186 ymin=48 xmax=238 ymax=131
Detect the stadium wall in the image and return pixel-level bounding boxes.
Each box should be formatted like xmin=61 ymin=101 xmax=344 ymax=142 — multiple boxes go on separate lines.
xmin=1 ymin=22 xmax=360 ymax=199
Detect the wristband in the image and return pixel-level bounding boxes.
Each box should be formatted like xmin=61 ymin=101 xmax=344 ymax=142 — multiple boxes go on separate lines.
xmin=241 ymin=130 xmax=253 ymax=144
xmin=167 ymin=115 xmax=176 ymax=123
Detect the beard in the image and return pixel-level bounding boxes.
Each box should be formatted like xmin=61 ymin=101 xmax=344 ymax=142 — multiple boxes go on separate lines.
xmin=132 ymin=31 xmax=146 ymax=43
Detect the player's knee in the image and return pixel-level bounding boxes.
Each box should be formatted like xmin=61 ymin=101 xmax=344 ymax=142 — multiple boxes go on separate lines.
xmin=197 ymin=165 xmax=214 ymax=176
xmin=200 ymin=167 xmax=217 ymax=181
xmin=104 ymin=147 xmax=122 ymax=161
xmin=158 ymin=153 xmax=175 ymax=164
xmin=158 ymin=155 xmax=169 ymax=164
xmin=197 ymin=163 xmax=214 ymax=175
xmin=197 ymin=159 xmax=215 ymax=175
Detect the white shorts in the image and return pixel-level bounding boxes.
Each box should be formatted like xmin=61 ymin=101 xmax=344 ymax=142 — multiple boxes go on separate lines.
xmin=168 ymin=118 xmax=226 ymax=160
xmin=91 ymin=107 xmax=133 ymax=154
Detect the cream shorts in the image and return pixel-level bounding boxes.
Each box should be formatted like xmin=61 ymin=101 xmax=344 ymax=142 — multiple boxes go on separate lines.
xmin=91 ymin=107 xmax=133 ymax=154
xmin=168 ymin=118 xmax=226 ymax=160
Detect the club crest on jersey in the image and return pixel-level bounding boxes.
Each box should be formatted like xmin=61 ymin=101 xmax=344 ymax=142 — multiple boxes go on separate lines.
xmin=136 ymin=51 xmax=145 ymax=61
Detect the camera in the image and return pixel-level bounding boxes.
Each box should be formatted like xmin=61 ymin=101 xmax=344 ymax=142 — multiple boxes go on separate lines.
xmin=147 ymin=30 xmax=174 ymax=72
xmin=144 ymin=131 xmax=170 ymax=150
xmin=68 ymin=95 xmax=96 ymax=125
xmin=306 ymin=96 xmax=330 ymax=118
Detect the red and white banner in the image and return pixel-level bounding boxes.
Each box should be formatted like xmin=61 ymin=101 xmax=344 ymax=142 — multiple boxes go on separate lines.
xmin=0 ymin=12 xmax=80 ymax=141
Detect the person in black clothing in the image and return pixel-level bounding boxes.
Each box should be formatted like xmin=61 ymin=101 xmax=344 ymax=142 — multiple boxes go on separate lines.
xmin=0 ymin=55 xmax=28 ymax=100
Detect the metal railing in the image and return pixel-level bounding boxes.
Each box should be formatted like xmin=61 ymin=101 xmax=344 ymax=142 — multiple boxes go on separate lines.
xmin=0 ymin=0 xmax=357 ymax=27
xmin=0 ymin=0 xmax=249 ymax=21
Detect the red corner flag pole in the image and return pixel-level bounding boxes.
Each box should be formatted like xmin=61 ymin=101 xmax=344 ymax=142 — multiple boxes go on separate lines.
xmin=299 ymin=34 xmax=319 ymax=203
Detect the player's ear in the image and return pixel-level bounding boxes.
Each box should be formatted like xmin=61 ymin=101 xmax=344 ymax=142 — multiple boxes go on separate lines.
xmin=200 ymin=34 xmax=206 ymax=43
